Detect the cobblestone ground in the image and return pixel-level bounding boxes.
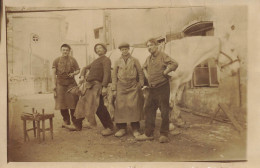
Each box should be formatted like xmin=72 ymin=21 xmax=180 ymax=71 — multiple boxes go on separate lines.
xmin=8 ymin=94 xmax=246 ymax=162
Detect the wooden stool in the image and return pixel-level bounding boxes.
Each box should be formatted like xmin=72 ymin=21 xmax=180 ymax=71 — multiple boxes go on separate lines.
xmin=21 ymin=108 xmax=54 ymax=142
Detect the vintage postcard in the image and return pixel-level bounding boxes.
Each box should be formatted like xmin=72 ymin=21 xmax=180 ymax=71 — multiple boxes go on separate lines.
xmin=1 ymin=0 xmax=260 ymax=168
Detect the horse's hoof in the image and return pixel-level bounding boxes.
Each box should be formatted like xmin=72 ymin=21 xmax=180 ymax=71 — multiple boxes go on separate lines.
xmin=170 ymin=129 xmax=182 ymax=135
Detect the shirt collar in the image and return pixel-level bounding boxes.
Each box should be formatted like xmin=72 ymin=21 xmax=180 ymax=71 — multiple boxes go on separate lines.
xmin=121 ymin=53 xmax=131 ymax=61
xmin=121 ymin=53 xmax=130 ymax=59
xmin=151 ymin=50 xmax=160 ymax=57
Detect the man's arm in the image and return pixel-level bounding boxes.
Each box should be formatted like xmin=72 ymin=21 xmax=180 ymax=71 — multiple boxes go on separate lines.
xmin=52 ymin=59 xmax=58 ymax=90
xmin=102 ymin=58 xmax=112 ymax=87
xmin=163 ymin=53 xmax=178 ymax=75
xmin=111 ymin=60 xmax=119 ymax=91
xmin=68 ymin=57 xmax=80 ymax=77
xmin=142 ymin=57 xmax=149 ymax=79
xmin=52 ymin=68 xmax=57 ymax=90
xmin=101 ymin=58 xmax=112 ymax=96
xmin=134 ymin=58 xmax=144 ymax=87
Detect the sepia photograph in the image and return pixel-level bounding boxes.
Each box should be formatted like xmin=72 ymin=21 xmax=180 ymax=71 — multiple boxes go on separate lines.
xmin=4 ymin=0 xmax=251 ymax=165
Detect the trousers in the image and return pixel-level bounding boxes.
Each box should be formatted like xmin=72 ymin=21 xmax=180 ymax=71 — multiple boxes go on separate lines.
xmin=74 ymin=95 xmax=114 ymax=130
xmin=60 ymin=109 xmax=76 ymax=125
xmin=116 ymin=122 xmax=140 ymax=131
xmin=144 ymin=82 xmax=170 ymax=137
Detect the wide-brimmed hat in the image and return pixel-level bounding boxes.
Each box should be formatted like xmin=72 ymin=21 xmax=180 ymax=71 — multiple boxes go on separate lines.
xmin=118 ymin=42 xmax=130 ymax=49
xmin=94 ymin=43 xmax=107 ymax=53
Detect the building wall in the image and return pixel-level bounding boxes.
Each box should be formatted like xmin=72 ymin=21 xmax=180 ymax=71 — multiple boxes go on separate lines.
xmin=7 ymin=13 xmax=66 ymax=97
xmin=181 ymin=6 xmax=247 ymax=122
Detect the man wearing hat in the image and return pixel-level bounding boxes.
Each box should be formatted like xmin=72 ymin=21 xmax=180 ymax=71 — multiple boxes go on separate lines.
xmin=66 ymin=43 xmax=114 ymax=136
xmin=111 ymin=42 xmax=144 ymax=138
xmin=52 ymin=44 xmax=80 ymax=128
xmin=136 ymin=38 xmax=178 ymax=143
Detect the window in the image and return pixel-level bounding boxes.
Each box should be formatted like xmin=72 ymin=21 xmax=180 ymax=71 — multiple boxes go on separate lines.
xmin=192 ymin=58 xmax=218 ymax=87
xmin=94 ymin=27 xmax=103 ymax=39
xmin=32 ymin=34 xmax=39 ymax=43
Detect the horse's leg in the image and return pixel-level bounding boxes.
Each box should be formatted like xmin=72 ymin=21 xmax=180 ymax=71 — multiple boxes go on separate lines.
xmin=104 ymin=85 xmax=115 ymax=120
xmin=169 ymin=79 xmax=180 ymax=130
xmin=172 ymin=84 xmax=186 ymax=127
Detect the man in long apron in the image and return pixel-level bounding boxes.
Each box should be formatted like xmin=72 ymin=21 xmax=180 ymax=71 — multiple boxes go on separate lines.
xmin=65 ymin=43 xmax=114 ymax=136
xmin=52 ymin=44 xmax=80 ymax=128
xmin=112 ymin=42 xmax=144 ymax=138
xmin=136 ymin=38 xmax=178 ymax=143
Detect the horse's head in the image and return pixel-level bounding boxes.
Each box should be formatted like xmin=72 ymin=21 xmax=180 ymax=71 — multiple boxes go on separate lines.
xmin=217 ymin=40 xmax=240 ymax=76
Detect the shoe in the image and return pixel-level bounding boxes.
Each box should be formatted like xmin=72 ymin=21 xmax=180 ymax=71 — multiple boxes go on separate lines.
xmin=101 ymin=128 xmax=113 ymax=136
xmin=62 ymin=121 xmax=70 ymax=128
xmin=82 ymin=121 xmax=93 ymax=129
xmin=169 ymin=123 xmax=175 ymax=131
xmin=133 ymin=130 xmax=141 ymax=137
xmin=64 ymin=124 xmax=81 ymax=131
xmin=135 ymin=134 xmax=154 ymax=141
xmin=159 ymin=135 xmax=169 ymax=143
xmin=115 ymin=129 xmax=126 ymax=137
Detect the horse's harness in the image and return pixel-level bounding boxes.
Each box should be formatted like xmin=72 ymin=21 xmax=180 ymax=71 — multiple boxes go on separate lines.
xmin=217 ymin=51 xmax=240 ymax=69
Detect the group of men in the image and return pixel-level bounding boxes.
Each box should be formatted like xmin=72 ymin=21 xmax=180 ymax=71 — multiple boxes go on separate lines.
xmin=52 ymin=38 xmax=178 ymax=143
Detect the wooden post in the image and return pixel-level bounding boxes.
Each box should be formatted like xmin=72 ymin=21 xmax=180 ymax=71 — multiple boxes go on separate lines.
xmin=37 ymin=120 xmax=41 ymax=143
xmin=23 ymin=120 xmax=27 ymax=142
xmin=42 ymin=109 xmax=45 ymax=141
xmin=50 ymin=118 xmax=53 ymax=140
xmin=237 ymin=69 xmax=242 ymax=107
xmin=33 ymin=121 xmax=36 ymax=137
xmin=210 ymin=106 xmax=221 ymax=124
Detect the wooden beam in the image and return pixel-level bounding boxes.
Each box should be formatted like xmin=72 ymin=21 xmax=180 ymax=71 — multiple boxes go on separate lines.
xmin=180 ymin=107 xmax=230 ymax=123
xmin=6 ymin=6 xmax=206 ymax=13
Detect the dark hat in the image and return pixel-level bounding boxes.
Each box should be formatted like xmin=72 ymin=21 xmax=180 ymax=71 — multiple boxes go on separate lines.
xmin=118 ymin=42 xmax=130 ymax=49
xmin=146 ymin=38 xmax=158 ymax=46
xmin=94 ymin=43 xmax=107 ymax=54
xmin=60 ymin=43 xmax=71 ymax=50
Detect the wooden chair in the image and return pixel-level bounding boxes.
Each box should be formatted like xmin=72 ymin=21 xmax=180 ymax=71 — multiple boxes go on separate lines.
xmin=21 ymin=108 xmax=54 ymax=143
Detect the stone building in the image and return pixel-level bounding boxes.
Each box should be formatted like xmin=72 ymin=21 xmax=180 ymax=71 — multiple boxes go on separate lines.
xmin=7 ymin=12 xmax=67 ymax=97
xmin=106 ymin=6 xmax=247 ymax=123
xmin=180 ymin=6 xmax=247 ymax=124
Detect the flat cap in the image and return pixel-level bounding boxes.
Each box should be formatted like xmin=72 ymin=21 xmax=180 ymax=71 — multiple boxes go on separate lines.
xmin=118 ymin=42 xmax=130 ymax=49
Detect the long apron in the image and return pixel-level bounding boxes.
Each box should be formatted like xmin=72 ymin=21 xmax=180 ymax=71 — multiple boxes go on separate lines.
xmin=113 ymin=56 xmax=145 ymax=123
xmin=114 ymin=80 xmax=144 ymax=123
xmin=54 ymin=56 xmax=80 ymax=110
xmin=55 ymin=80 xmax=78 ymax=110
xmin=73 ymin=81 xmax=102 ymax=126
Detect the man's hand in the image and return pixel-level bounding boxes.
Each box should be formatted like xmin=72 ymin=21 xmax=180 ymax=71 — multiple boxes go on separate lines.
xmin=163 ymin=69 xmax=169 ymax=76
xmin=78 ymin=78 xmax=85 ymax=84
xmin=101 ymin=87 xmax=108 ymax=96
xmin=112 ymin=90 xmax=117 ymax=97
xmin=52 ymin=85 xmax=56 ymax=91
xmin=68 ymin=72 xmax=75 ymax=78
xmin=53 ymin=86 xmax=57 ymax=97
xmin=163 ymin=70 xmax=167 ymax=76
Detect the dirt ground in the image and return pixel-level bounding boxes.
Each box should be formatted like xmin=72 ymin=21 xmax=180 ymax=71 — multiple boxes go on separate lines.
xmin=7 ymin=94 xmax=246 ymax=162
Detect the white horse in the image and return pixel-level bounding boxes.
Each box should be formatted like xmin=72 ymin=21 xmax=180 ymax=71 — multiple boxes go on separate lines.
xmin=107 ymin=36 xmax=240 ymax=127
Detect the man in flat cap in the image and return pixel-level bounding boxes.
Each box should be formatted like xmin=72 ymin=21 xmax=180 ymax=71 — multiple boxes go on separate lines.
xmin=136 ymin=38 xmax=178 ymax=143
xmin=66 ymin=43 xmax=114 ymax=136
xmin=111 ymin=42 xmax=144 ymax=138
